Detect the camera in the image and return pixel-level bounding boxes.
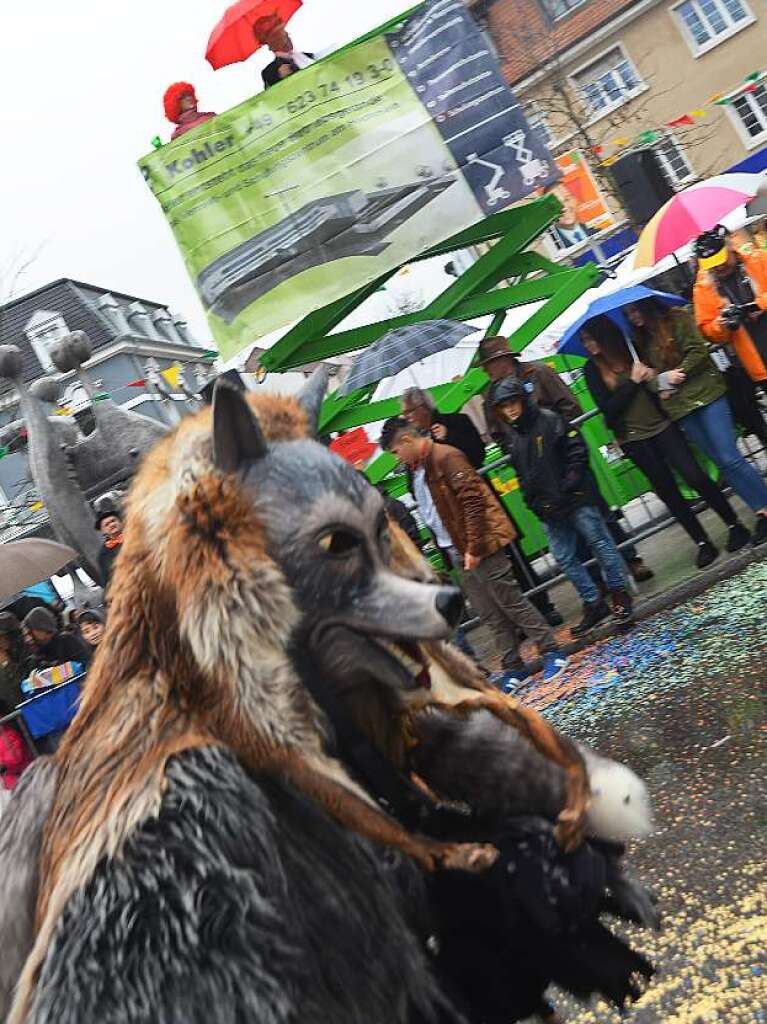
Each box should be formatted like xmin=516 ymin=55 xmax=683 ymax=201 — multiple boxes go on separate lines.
xmin=721 ymin=303 xmax=759 ymax=330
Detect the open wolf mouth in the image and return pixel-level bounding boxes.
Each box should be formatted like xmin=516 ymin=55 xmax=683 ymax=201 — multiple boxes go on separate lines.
xmin=310 ymin=624 xmax=433 ymax=694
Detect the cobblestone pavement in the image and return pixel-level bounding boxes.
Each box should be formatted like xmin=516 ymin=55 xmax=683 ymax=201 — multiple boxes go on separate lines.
xmin=514 ymin=560 xmax=766 ymax=1023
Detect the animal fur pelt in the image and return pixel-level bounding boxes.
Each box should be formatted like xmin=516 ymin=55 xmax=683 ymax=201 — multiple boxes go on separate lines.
xmin=0 ymin=372 xmax=483 ymax=1024
xmin=0 ymin=370 xmax=656 ymax=1023
xmin=16 ymin=745 xmax=446 ymax=1024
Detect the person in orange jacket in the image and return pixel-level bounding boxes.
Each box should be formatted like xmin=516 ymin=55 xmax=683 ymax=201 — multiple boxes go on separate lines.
xmin=693 ymin=226 xmax=767 ymax=384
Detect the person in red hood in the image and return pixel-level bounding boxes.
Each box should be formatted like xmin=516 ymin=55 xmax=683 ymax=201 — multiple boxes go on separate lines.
xmin=163 ymin=82 xmax=217 ymax=141
xmin=0 ymin=703 xmax=32 ymax=792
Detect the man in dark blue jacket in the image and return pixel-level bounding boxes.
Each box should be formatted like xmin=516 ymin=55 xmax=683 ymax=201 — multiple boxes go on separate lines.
xmin=489 ymin=377 xmax=633 ymax=637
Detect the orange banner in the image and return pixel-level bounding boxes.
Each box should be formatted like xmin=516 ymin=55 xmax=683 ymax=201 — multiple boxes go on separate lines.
xmin=541 ymin=150 xmax=615 ymax=251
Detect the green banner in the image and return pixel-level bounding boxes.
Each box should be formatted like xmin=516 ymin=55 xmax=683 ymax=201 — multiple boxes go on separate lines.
xmin=139 ymin=0 xmax=556 ymax=361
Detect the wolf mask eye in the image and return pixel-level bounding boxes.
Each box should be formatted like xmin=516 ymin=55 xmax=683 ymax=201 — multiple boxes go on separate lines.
xmin=317 ymin=529 xmax=362 ymax=556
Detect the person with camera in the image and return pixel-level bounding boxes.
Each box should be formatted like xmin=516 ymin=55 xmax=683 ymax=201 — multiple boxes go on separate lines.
xmin=628 ymin=297 xmax=767 ymax=546
xmin=694 ymin=226 xmax=767 ymax=386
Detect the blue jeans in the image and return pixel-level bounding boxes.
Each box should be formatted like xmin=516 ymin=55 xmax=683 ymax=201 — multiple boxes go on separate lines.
xmin=679 ymin=396 xmax=767 ymax=513
xmin=544 ymin=505 xmax=628 ymax=604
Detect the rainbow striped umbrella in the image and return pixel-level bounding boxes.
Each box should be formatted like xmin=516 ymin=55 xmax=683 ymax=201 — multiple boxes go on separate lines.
xmin=633 ymin=173 xmax=765 ymax=269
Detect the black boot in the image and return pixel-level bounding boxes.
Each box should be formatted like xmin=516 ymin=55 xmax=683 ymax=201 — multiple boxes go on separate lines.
xmin=571 ymin=599 xmax=611 ymax=638
xmin=726 ymin=522 xmax=751 ymax=553
xmin=628 ymin=557 xmax=654 ymax=582
xmin=696 ymin=540 xmax=719 ymax=569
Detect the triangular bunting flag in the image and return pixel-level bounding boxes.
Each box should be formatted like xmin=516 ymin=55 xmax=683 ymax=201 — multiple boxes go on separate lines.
xmin=612 ymin=137 xmax=630 ymax=147
xmin=691 ymin=109 xmax=707 ymax=118
xmin=127 ymin=378 xmax=146 ymax=388
xmin=201 ymin=349 xmax=218 ymax=362
xmin=744 ymin=71 xmax=762 ymax=83
xmin=160 ymin=365 xmax=182 ymax=389
xmin=93 ymin=392 xmax=111 ymax=402
xmin=635 ymin=129 xmax=659 ymax=145
xmin=54 ymin=407 xmax=73 ymax=417
xmin=0 ymin=446 xmax=8 ymax=460
xmin=666 ymin=114 xmax=695 ymax=128
xmin=29 ymin=501 xmax=44 ymax=512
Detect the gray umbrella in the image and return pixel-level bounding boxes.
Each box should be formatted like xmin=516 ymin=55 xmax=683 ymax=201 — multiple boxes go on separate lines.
xmin=0 ymin=538 xmax=77 ymax=606
xmin=338 ymin=319 xmax=477 ymax=397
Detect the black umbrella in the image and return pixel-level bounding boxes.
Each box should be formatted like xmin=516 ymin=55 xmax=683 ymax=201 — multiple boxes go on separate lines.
xmin=338 ymin=319 xmax=477 ymax=397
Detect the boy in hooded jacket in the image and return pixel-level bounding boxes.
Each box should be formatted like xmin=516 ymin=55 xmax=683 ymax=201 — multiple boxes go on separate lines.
xmin=489 ymin=377 xmax=634 ymax=636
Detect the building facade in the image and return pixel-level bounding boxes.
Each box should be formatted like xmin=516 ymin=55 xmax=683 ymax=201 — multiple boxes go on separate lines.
xmin=473 ymin=0 xmax=767 ymax=261
xmin=0 ymin=279 xmax=214 ymax=541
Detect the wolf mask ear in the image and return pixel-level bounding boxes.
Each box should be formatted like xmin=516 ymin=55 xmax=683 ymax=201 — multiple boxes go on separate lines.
xmin=212 ymin=381 xmax=267 ymax=473
xmin=297 ymin=365 xmax=329 ymax=435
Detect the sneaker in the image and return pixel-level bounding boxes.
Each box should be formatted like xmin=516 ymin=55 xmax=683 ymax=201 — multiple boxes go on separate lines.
xmin=726 ymin=522 xmax=751 ymax=553
xmin=628 ymin=557 xmax=654 ymax=582
xmin=696 ymin=540 xmax=719 ymax=569
xmin=542 ymin=652 xmax=568 ymax=683
xmin=498 ymin=670 xmax=533 ymax=694
xmin=753 ymin=515 xmax=767 ymax=546
xmin=570 ymin=599 xmax=611 ymax=638
xmin=610 ymin=588 xmax=634 ymax=628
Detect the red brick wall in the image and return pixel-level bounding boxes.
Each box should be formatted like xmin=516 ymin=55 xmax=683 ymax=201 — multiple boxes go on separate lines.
xmin=483 ymin=0 xmax=643 ymax=84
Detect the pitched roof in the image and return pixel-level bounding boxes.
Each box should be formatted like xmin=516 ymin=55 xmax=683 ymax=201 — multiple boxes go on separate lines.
xmin=0 ymin=278 xmax=193 ymax=390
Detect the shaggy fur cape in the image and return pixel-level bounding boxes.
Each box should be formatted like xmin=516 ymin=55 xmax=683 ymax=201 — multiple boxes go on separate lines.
xmin=0 ymin=384 xmax=454 ymax=1023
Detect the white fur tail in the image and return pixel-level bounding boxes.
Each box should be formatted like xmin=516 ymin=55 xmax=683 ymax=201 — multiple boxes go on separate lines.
xmin=578 ymin=744 xmax=654 ymax=842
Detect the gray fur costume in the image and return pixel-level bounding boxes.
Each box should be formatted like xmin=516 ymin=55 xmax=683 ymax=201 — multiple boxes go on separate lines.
xmin=3 ymin=747 xmax=446 ymax=1024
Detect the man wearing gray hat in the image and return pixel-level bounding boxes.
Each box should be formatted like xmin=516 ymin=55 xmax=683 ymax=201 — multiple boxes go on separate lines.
xmin=22 ymin=607 xmax=92 ymax=670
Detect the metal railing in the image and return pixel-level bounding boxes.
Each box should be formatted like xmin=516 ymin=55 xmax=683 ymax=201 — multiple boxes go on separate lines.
xmin=457 ymin=406 xmax=767 ymax=629
xmin=0 ymin=675 xmax=86 ymax=762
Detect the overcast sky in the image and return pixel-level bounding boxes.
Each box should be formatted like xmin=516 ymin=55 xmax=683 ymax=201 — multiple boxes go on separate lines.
xmin=0 ymin=0 xmax=410 ymax=345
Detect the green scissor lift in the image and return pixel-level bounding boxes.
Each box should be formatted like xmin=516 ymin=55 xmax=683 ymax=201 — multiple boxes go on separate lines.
xmin=258 ymin=193 xmax=655 ymax=560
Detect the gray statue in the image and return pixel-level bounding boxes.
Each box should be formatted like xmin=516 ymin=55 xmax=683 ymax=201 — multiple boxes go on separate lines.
xmin=0 ymin=332 xmax=169 ymax=584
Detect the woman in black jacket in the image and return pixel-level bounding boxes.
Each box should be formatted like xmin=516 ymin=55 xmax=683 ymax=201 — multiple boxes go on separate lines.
xmin=581 ymin=315 xmax=749 ymax=569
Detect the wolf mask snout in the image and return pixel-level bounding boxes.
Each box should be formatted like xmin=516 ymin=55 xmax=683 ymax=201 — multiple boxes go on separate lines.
xmin=342 ymin=573 xmax=463 ymax=640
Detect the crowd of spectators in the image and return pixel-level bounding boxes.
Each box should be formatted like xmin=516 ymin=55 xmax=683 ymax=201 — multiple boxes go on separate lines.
xmin=0 ymin=507 xmax=118 ymax=798
xmin=376 ymin=226 xmax=767 ymax=692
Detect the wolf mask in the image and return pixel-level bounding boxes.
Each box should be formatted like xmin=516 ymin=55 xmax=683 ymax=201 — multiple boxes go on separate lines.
xmin=211 ymin=375 xmax=464 ymax=695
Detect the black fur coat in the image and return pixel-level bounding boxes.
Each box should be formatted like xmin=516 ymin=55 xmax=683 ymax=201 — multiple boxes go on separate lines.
xmin=22 ymin=747 xmax=447 ymax=1024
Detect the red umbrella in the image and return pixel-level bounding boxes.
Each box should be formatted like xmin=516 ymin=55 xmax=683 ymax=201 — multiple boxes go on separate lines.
xmin=206 ymin=0 xmax=302 ymax=70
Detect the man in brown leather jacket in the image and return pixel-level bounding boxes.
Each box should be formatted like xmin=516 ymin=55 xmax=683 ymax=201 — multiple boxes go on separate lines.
xmin=380 ymin=417 xmax=567 ymax=688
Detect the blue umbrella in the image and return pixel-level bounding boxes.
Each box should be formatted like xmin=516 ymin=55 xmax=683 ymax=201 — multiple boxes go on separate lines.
xmin=557 ymin=285 xmax=688 ymax=359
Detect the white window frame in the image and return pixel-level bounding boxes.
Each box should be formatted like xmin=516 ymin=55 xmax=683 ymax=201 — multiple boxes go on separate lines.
xmin=24 ymin=311 xmax=70 ymax=373
xmin=670 ymin=0 xmax=755 ymax=58
xmin=568 ymin=44 xmax=647 ymax=126
xmin=651 ymin=133 xmax=695 ymax=188
xmin=725 ymin=82 xmax=767 ymax=150
xmin=539 ymin=0 xmax=590 ymax=21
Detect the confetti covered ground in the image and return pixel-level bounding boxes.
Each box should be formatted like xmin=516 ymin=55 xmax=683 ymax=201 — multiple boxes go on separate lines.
xmin=518 ymin=558 xmax=767 ymax=1023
